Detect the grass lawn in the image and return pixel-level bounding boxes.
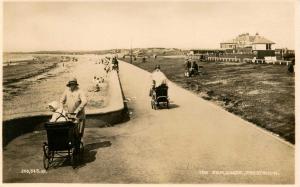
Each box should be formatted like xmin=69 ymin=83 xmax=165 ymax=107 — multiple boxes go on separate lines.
xmin=121 ymin=56 xmax=295 ymax=144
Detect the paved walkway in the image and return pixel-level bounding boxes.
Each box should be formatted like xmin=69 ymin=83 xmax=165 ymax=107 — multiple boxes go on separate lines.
xmin=3 ymin=60 xmax=294 ymax=183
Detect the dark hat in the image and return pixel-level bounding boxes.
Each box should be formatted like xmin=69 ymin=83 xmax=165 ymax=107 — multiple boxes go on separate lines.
xmin=66 ymin=77 xmax=79 ymax=87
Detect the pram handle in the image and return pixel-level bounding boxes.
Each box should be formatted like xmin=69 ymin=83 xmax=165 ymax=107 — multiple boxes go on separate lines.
xmin=67 ymin=112 xmax=77 ymax=115
xmin=66 ymin=113 xmax=79 ymax=121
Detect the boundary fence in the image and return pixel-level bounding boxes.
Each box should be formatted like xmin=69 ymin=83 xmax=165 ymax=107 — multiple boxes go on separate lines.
xmin=206 ymin=57 xmax=292 ymax=65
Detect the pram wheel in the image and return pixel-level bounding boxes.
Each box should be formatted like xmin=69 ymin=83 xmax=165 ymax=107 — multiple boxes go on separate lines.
xmin=43 ymin=144 xmax=50 ymax=170
xmin=71 ymin=141 xmax=84 ymax=169
xmin=71 ymin=146 xmax=79 ymax=169
xmin=151 ymin=100 xmax=156 ymax=110
xmin=70 ymin=148 xmax=76 ymax=169
xmin=152 ymin=101 xmax=158 ymax=110
xmin=80 ymin=141 xmax=84 ymax=155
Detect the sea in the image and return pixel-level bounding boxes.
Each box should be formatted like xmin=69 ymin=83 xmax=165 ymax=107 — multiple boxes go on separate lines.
xmin=2 ymin=53 xmax=35 ymax=66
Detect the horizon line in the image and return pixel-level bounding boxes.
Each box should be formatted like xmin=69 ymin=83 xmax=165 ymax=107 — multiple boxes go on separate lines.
xmin=3 ymin=46 xmax=294 ymax=54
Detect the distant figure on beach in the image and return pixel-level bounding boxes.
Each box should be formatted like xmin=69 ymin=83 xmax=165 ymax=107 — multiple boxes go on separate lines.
xmin=92 ymin=76 xmax=100 ymax=92
xmin=104 ymin=64 xmax=111 ymax=75
xmin=93 ymin=76 xmax=97 ymax=83
xmin=60 ymin=77 xmax=87 ymax=138
xmin=98 ymin=76 xmax=104 ymax=83
xmin=48 ymin=101 xmax=67 ymax=122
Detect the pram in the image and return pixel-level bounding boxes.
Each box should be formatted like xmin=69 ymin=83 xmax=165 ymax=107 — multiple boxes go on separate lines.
xmin=151 ymin=84 xmax=169 ymax=110
xmin=185 ymin=67 xmax=199 ymax=77
xmin=43 ymin=115 xmax=84 ymax=170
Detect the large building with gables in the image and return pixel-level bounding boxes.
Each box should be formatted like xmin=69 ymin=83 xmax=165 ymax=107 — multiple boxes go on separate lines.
xmin=220 ymin=33 xmax=276 ymax=58
xmin=220 ymin=33 xmax=275 ymax=52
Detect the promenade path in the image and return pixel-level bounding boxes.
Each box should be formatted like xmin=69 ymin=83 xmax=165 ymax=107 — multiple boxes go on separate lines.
xmin=3 ymin=60 xmax=294 ymax=183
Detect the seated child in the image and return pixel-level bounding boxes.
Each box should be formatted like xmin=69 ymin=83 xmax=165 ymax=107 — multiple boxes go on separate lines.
xmin=48 ymin=101 xmax=68 ymax=122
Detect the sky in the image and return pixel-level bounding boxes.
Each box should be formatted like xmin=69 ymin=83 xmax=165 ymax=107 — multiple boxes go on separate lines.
xmin=3 ymin=0 xmax=296 ymax=52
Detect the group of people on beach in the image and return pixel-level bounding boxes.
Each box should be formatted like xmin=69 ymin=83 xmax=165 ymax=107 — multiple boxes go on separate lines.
xmin=92 ymin=75 xmax=105 ymax=92
xmin=91 ymin=57 xmax=116 ymax=92
xmin=96 ymin=56 xmax=118 ymax=75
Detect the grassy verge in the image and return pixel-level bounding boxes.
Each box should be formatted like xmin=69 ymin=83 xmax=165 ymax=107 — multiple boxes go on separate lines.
xmin=122 ymin=56 xmax=295 ymax=144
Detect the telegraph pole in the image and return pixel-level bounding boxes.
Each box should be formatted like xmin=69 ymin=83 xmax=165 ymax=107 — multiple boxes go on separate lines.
xmin=130 ymin=39 xmax=133 ymax=64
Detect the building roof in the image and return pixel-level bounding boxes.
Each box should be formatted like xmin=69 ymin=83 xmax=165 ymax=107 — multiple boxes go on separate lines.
xmin=190 ymin=48 xmax=225 ymax=51
xmin=249 ymin=36 xmax=256 ymax=42
xmin=221 ymin=39 xmax=237 ymax=44
xmin=253 ymin=36 xmax=275 ymax=44
xmin=221 ymin=33 xmax=275 ymax=44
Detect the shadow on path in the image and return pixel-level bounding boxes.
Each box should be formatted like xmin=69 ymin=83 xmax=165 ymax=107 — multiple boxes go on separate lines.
xmin=154 ymin=103 xmax=180 ymax=110
xmin=74 ymin=141 xmax=112 ymax=169
xmin=50 ymin=141 xmax=112 ymax=169
xmin=168 ymin=103 xmax=180 ymax=109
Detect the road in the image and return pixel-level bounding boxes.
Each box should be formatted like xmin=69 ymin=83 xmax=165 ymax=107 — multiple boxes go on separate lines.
xmin=3 ymin=59 xmax=294 ymax=183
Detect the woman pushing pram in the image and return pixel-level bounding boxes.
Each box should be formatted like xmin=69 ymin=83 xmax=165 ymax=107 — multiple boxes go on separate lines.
xmin=150 ymin=65 xmax=170 ymax=109
xmin=60 ymin=77 xmax=87 ymax=139
xmin=149 ymin=65 xmax=168 ymax=95
xmin=43 ymin=77 xmax=87 ymax=169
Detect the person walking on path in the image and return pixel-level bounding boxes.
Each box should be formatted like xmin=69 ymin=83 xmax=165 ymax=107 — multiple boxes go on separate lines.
xmin=149 ymin=65 xmax=168 ymax=96
xmin=151 ymin=65 xmax=168 ymax=88
xmin=60 ymin=77 xmax=87 ymax=139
